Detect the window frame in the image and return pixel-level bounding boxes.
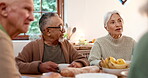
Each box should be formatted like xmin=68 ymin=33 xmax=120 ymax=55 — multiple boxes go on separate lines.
xmin=13 ymin=0 xmax=64 ymax=40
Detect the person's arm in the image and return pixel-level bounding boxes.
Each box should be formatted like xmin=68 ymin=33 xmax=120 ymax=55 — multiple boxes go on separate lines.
xmin=128 ymin=32 xmax=148 ymax=78
xmin=15 ymin=42 xmax=41 ymax=74
xmin=39 ymin=61 xmax=58 ymax=73
xmin=0 ymin=32 xmax=21 ymax=78
xmin=130 ymin=38 xmax=136 ymax=60
xmin=88 ymin=41 xmax=102 ymax=66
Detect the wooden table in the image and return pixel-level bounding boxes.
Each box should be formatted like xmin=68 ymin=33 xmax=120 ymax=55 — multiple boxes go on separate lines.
xmin=21 ymin=74 xmax=42 ymax=78
xmin=21 ymin=68 xmax=127 ymax=78
xmin=21 ymin=73 xmax=126 ymax=78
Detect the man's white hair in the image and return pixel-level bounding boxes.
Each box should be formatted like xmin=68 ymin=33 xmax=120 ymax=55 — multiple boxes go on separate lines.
xmin=104 ymin=10 xmax=123 ymax=27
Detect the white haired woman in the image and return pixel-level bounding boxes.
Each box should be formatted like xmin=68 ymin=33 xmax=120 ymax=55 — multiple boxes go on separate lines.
xmin=88 ymin=10 xmax=136 ymax=66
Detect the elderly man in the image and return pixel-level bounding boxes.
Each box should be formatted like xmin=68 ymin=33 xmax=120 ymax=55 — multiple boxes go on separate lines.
xmin=0 ymin=0 xmax=34 ymax=78
xmin=15 ymin=12 xmax=89 ymax=74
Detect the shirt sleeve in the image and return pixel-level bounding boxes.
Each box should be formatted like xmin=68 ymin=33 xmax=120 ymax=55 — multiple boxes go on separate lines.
xmin=15 ymin=42 xmax=41 ymax=74
xmin=88 ymin=41 xmax=102 ymax=66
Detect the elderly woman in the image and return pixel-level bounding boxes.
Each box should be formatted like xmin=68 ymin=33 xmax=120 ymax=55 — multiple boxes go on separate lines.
xmin=88 ymin=10 xmax=136 ymax=66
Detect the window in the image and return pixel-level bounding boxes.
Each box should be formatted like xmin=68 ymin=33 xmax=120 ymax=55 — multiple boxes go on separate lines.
xmin=13 ymin=0 xmax=64 ymax=40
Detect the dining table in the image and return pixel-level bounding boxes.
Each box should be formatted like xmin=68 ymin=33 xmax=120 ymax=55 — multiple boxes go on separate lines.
xmin=21 ymin=74 xmax=42 ymax=78
xmin=21 ymin=71 xmax=127 ymax=78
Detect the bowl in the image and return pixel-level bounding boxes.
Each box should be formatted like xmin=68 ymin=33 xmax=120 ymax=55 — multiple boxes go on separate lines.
xmin=58 ymin=64 xmax=70 ymax=71
xmin=75 ymin=73 xmax=117 ymax=78
xmin=102 ymin=61 xmax=131 ymax=76
xmin=102 ymin=67 xmax=129 ymax=76
xmin=42 ymin=72 xmax=62 ymax=78
xmin=121 ymin=70 xmax=128 ymax=77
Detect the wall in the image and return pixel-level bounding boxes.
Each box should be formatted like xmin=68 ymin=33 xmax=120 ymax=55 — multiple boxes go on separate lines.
xmin=65 ymin=0 xmax=148 ymax=42
xmin=13 ymin=40 xmax=30 ymax=56
xmin=13 ymin=0 xmax=148 ymax=56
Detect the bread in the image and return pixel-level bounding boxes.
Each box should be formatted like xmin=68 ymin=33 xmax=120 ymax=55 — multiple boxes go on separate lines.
xmin=42 ymin=72 xmax=62 ymax=78
xmin=60 ymin=66 xmax=100 ymax=77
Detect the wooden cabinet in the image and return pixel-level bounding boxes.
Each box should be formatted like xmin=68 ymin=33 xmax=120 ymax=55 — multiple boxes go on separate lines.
xmin=74 ymin=45 xmax=92 ymax=59
xmin=77 ymin=50 xmax=90 ymax=59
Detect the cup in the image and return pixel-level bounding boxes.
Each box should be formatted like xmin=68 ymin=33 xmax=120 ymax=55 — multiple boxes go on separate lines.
xmin=58 ymin=64 xmax=70 ymax=71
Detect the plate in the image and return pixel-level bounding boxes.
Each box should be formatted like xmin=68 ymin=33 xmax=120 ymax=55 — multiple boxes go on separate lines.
xmin=75 ymin=73 xmax=117 ymax=78
xmin=102 ymin=61 xmax=131 ymax=76
xmin=121 ymin=70 xmax=128 ymax=77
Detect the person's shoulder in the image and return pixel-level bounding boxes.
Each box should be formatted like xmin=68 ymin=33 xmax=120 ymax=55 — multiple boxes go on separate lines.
xmin=96 ymin=36 xmax=107 ymax=42
xmin=0 ymin=30 xmax=6 ymax=38
xmin=0 ymin=30 xmax=11 ymax=41
xmin=0 ymin=30 xmax=10 ymax=43
xmin=122 ymin=35 xmax=136 ymax=43
xmin=60 ymin=39 xmax=70 ymax=44
xmin=122 ymin=35 xmax=135 ymax=41
xmin=27 ymin=38 xmax=42 ymax=45
xmin=60 ymin=39 xmax=73 ymax=48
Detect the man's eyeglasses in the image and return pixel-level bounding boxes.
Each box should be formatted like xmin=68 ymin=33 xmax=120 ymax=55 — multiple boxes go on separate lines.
xmin=47 ymin=26 xmax=64 ymax=31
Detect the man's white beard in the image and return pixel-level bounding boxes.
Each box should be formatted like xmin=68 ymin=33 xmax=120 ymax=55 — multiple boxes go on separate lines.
xmin=58 ymin=36 xmax=64 ymax=42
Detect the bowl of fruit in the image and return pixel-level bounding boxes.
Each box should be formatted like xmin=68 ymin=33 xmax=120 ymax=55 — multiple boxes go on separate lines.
xmin=100 ymin=57 xmax=131 ymax=76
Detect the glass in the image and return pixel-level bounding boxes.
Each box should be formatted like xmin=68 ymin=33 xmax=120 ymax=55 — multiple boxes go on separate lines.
xmin=47 ymin=25 xmax=64 ymax=31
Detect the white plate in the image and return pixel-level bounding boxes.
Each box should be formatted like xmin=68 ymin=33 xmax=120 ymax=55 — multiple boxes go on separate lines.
xmin=58 ymin=64 xmax=70 ymax=71
xmin=75 ymin=73 xmax=117 ymax=78
xmin=102 ymin=61 xmax=131 ymax=76
xmin=102 ymin=67 xmax=129 ymax=76
xmin=62 ymin=77 xmax=75 ymax=78
xmin=121 ymin=70 xmax=128 ymax=77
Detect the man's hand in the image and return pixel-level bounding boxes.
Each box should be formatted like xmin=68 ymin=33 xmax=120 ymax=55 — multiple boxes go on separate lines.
xmin=69 ymin=61 xmax=83 ymax=68
xmin=39 ymin=61 xmax=58 ymax=73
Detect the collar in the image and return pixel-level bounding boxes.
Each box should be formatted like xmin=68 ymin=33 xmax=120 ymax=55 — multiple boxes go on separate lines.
xmin=107 ymin=34 xmax=123 ymax=43
xmin=0 ymin=24 xmax=8 ymax=35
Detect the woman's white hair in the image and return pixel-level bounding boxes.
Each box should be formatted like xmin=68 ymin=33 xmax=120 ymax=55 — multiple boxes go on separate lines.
xmin=104 ymin=10 xmax=123 ymax=27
